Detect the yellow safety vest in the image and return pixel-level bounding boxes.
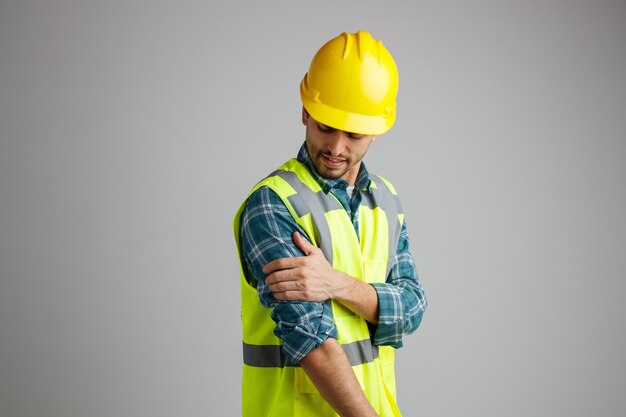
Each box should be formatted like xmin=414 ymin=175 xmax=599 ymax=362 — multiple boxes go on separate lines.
xmin=233 ymin=158 xmax=405 ymax=417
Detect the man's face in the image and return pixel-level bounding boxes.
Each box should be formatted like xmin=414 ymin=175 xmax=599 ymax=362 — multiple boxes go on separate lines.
xmin=302 ymin=108 xmax=377 ymax=185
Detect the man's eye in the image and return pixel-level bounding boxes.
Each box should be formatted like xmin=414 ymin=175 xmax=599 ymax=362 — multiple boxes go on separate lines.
xmin=318 ymin=123 xmax=333 ymax=132
xmin=348 ymin=133 xmax=365 ymax=139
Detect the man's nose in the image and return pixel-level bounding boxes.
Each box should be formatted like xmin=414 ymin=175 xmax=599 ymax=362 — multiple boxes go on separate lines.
xmin=327 ymin=131 xmax=349 ymax=156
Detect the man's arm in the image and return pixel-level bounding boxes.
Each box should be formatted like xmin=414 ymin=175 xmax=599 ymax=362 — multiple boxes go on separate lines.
xmin=300 ymin=338 xmax=378 ymax=417
xmin=264 ymin=231 xmax=380 ymax=323
xmin=370 ymin=221 xmax=427 ymax=346
xmin=240 ymin=187 xmax=337 ymax=362
xmin=264 ymin=223 xmax=427 ymax=346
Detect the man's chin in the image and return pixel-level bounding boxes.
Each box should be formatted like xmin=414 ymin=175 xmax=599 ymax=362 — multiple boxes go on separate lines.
xmin=320 ymin=171 xmax=342 ymax=180
xmin=316 ymin=165 xmax=345 ymax=180
xmin=312 ymin=161 xmax=341 ymax=179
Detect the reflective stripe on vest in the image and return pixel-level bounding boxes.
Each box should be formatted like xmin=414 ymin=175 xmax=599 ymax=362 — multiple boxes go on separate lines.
xmin=273 ymin=169 xmax=402 ymax=276
xmin=271 ymin=169 xmax=341 ymax=263
xmin=361 ymin=175 xmax=403 ymax=277
xmin=243 ymin=338 xmax=379 ymax=368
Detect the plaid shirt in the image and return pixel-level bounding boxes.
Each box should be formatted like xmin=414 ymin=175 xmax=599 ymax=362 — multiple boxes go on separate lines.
xmin=240 ymin=143 xmax=427 ymax=363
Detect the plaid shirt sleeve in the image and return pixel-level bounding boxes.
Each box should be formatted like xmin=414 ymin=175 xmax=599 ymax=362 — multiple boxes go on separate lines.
xmin=370 ymin=220 xmax=428 ymax=348
xmin=240 ymin=186 xmax=337 ymax=363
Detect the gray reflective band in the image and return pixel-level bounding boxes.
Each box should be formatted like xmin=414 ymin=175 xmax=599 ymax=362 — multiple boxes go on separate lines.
xmin=243 ymin=338 xmax=379 ymax=368
xmin=341 ymin=337 xmax=380 ymax=366
xmin=360 ymin=175 xmax=404 ymax=277
xmin=272 ymin=170 xmax=341 ymax=264
xmin=270 ymin=169 xmax=403 ymax=278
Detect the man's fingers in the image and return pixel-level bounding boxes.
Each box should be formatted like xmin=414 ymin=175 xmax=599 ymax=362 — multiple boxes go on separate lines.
xmin=267 ymin=275 xmax=302 ymax=292
xmin=262 ymin=232 xmax=317 ymax=274
xmin=273 ymin=289 xmax=326 ymax=303
xmin=263 ymin=259 xmax=280 ymax=274
xmin=263 ymin=251 xmax=312 ymax=274
xmin=263 ymin=257 xmax=295 ymax=274
xmin=273 ymin=291 xmax=305 ymax=301
xmin=293 ymin=231 xmax=316 ymax=256
xmin=265 ymin=269 xmax=299 ymax=285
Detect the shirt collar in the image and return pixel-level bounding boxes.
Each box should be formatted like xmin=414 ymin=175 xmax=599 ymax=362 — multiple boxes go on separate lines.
xmin=296 ymin=142 xmax=371 ymax=194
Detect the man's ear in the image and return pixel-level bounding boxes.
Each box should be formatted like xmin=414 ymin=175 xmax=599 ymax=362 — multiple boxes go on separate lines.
xmin=301 ymin=106 xmax=309 ymax=125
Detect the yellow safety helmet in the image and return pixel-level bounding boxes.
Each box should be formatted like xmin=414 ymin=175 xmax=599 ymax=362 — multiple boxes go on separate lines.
xmin=300 ymin=30 xmax=399 ymax=136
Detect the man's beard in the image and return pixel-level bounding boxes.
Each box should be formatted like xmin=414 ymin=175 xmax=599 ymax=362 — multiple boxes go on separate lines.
xmin=311 ymin=150 xmax=353 ymax=180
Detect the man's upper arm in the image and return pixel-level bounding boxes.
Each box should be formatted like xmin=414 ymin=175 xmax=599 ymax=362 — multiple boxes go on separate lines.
xmin=239 ymin=186 xmax=337 ymax=363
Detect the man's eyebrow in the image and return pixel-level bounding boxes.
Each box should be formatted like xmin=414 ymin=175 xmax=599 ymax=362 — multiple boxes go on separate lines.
xmin=319 ymin=122 xmax=364 ymax=137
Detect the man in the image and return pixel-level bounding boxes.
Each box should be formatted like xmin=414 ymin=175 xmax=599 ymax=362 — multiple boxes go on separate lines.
xmin=233 ymin=30 xmax=427 ymax=417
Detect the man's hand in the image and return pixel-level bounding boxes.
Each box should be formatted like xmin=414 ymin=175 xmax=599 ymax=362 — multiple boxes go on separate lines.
xmin=263 ymin=231 xmax=348 ymax=302
xmin=264 ymin=231 xmax=380 ymax=323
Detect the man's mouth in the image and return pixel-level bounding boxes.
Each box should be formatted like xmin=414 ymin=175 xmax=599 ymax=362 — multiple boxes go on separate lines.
xmin=321 ymin=154 xmax=347 ymax=168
